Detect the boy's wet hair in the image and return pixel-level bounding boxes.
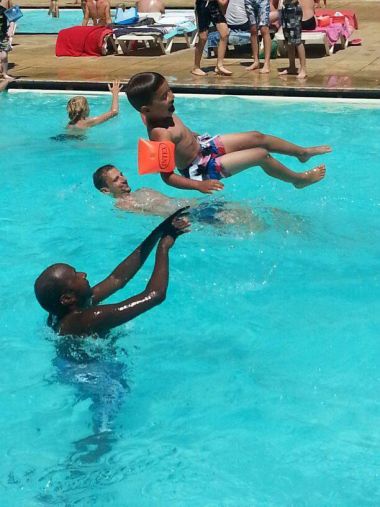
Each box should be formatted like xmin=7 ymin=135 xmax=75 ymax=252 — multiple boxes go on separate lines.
xmin=34 ymin=264 xmax=69 ymax=314
xmin=93 ymin=164 xmax=115 ymax=191
xmin=67 ymin=96 xmax=89 ymax=123
xmin=126 ymin=72 xmax=166 ymax=111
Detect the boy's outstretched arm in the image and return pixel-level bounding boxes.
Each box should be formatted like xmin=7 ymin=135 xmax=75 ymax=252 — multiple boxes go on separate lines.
xmin=91 ymin=207 xmax=189 ymax=304
xmin=161 ymin=172 xmax=224 ymax=194
xmin=84 ymin=80 xmax=123 ymax=127
xmin=61 ymin=218 xmax=190 ymax=336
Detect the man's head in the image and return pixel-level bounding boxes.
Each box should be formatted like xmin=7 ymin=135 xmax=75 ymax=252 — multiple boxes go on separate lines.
xmin=93 ymin=164 xmax=131 ymax=197
xmin=126 ymin=72 xmax=174 ymax=120
xmin=34 ymin=263 xmax=92 ymax=316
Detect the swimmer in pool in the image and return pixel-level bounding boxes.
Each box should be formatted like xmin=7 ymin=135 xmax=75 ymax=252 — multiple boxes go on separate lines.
xmin=82 ymin=0 xmax=112 ymax=26
xmin=48 ymin=0 xmax=60 ymax=18
xmin=66 ymin=80 xmax=123 ymax=131
xmin=34 ymin=209 xmax=189 ymax=337
xmin=126 ymin=72 xmax=331 ymax=194
xmin=93 ymin=164 xmax=267 ymax=229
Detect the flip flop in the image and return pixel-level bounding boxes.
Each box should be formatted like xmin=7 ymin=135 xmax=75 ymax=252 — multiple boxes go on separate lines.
xmin=348 ymin=38 xmax=362 ymax=46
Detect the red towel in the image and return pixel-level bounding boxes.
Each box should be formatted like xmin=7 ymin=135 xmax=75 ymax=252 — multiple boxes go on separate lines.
xmin=56 ymin=26 xmax=113 ymax=57
xmin=315 ymin=9 xmax=358 ymax=29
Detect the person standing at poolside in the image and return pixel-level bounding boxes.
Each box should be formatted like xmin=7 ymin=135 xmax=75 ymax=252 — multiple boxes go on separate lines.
xmin=192 ymin=0 xmax=232 ymax=76
xmin=0 ymin=0 xmax=14 ymax=80
xmin=278 ymin=0 xmax=313 ymax=78
xmin=245 ymin=0 xmax=272 ymax=73
xmin=48 ymin=0 xmax=60 ymax=18
xmin=82 ymin=0 xmax=112 ymax=26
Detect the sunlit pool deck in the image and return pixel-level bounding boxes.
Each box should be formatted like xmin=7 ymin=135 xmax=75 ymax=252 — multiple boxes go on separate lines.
xmin=7 ymin=0 xmax=380 ymax=97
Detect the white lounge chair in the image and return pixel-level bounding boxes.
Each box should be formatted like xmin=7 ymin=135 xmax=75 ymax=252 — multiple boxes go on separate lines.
xmin=115 ymin=11 xmax=198 ymax=55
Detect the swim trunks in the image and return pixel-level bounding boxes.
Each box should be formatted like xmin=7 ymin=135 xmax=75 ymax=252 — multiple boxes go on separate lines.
xmin=191 ymin=200 xmax=226 ymax=224
xmin=301 ymin=15 xmax=316 ymax=30
xmin=244 ymin=0 xmax=270 ymax=27
xmin=281 ymin=1 xmax=302 ymax=45
xmin=195 ymin=0 xmax=226 ymax=32
xmin=179 ymin=134 xmax=226 ymax=181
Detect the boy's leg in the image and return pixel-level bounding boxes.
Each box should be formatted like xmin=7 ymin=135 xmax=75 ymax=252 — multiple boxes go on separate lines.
xmin=219 ymin=148 xmax=326 ymax=188
xmin=219 ymin=132 xmax=331 ymax=161
xmin=192 ymin=0 xmax=211 ymax=76
xmin=215 ymin=22 xmax=232 ymax=75
xmin=247 ymin=24 xmax=260 ymax=70
xmin=278 ymin=43 xmax=298 ymax=75
xmin=296 ymin=42 xmax=307 ymax=78
xmin=259 ymin=25 xmax=271 ymax=73
xmin=192 ymin=29 xmax=209 ymax=76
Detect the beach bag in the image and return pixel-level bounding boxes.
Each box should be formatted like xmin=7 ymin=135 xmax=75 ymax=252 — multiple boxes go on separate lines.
xmin=4 ymin=5 xmax=23 ymax=22
xmin=114 ymin=7 xmax=139 ymax=25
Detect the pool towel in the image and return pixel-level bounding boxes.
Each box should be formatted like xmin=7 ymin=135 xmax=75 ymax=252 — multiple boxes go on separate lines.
xmin=56 ymin=26 xmax=113 ymax=56
xmin=316 ymin=9 xmax=358 ymax=29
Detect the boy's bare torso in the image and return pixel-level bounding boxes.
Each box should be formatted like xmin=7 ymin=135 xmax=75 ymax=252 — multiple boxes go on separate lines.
xmin=299 ymin=0 xmax=315 ymax=20
xmin=148 ymin=114 xmax=201 ymax=170
xmin=86 ymin=0 xmax=110 ymax=25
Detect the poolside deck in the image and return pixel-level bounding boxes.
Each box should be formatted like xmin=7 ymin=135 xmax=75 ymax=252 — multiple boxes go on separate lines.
xmin=7 ymin=0 xmax=380 ymax=97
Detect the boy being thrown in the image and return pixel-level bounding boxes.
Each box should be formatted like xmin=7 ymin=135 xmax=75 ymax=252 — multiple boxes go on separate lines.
xmin=126 ymin=72 xmax=331 ymax=194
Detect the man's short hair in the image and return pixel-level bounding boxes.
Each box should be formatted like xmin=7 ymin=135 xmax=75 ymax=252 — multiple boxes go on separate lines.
xmin=126 ymin=72 xmax=166 ymax=111
xmin=93 ymin=164 xmax=115 ymax=191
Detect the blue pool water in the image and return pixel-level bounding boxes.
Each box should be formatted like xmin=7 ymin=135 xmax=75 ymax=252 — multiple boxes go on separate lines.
xmin=0 ymin=91 xmax=379 ymax=506
xmin=17 ymin=8 xmax=189 ymax=33
xmin=18 ymin=8 xmax=91 ymax=33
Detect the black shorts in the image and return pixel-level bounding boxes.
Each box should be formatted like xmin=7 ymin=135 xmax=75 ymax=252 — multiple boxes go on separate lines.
xmin=301 ymin=16 xmax=316 ymax=30
xmin=195 ymin=0 xmax=226 ymax=32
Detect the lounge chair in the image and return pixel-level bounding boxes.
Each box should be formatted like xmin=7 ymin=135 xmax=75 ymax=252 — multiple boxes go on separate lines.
xmin=114 ymin=11 xmax=197 ymax=55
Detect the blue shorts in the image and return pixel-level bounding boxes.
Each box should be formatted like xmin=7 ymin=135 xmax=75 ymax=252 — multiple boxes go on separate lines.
xmin=180 ymin=134 xmax=226 ymax=181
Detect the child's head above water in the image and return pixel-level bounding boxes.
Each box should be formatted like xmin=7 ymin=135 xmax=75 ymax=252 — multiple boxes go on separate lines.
xmin=67 ymin=96 xmax=90 ymax=124
xmin=126 ymin=72 xmax=174 ymax=119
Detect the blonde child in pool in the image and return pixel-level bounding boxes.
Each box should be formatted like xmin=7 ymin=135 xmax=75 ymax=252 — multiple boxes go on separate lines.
xmin=67 ymin=80 xmax=123 ymax=130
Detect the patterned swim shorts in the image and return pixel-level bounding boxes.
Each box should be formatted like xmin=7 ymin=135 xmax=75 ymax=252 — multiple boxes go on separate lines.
xmin=281 ymin=2 xmax=303 ymax=45
xmin=244 ymin=0 xmax=270 ymax=27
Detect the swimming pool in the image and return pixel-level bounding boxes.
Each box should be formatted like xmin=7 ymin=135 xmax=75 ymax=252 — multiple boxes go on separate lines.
xmin=17 ymin=8 xmax=192 ymax=34
xmin=0 ymin=90 xmax=379 ymax=506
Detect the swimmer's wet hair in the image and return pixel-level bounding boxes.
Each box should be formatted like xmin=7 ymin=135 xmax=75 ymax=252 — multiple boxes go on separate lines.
xmin=126 ymin=72 xmax=166 ymax=111
xmin=34 ymin=264 xmax=70 ymax=314
xmin=67 ymin=96 xmax=90 ymax=123
xmin=93 ymin=164 xmax=115 ymax=191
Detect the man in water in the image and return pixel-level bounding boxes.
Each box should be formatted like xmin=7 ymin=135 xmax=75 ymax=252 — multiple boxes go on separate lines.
xmin=82 ymin=0 xmax=112 ymax=26
xmin=34 ymin=209 xmax=189 ymax=336
xmin=93 ymin=164 xmax=266 ymax=229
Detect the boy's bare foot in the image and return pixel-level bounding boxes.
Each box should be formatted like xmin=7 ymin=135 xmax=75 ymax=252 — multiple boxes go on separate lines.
xmin=294 ymin=164 xmax=326 ymax=188
xmin=278 ymin=67 xmax=298 ymax=75
xmin=1 ymin=74 xmax=15 ymax=81
xmin=297 ymin=70 xmax=307 ymax=79
xmin=298 ymin=146 xmax=332 ymax=162
xmin=191 ymin=68 xmax=206 ymax=76
xmin=215 ymin=66 xmax=232 ymax=76
xmin=259 ymin=65 xmax=270 ymax=74
xmin=246 ymin=61 xmax=260 ymax=71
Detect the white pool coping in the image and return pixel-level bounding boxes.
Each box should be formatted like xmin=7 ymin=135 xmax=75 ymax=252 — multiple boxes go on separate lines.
xmin=8 ymin=88 xmax=380 ymax=106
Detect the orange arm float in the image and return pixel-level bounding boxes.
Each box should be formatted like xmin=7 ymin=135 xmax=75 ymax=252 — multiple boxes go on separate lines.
xmin=138 ymin=139 xmax=176 ymax=175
